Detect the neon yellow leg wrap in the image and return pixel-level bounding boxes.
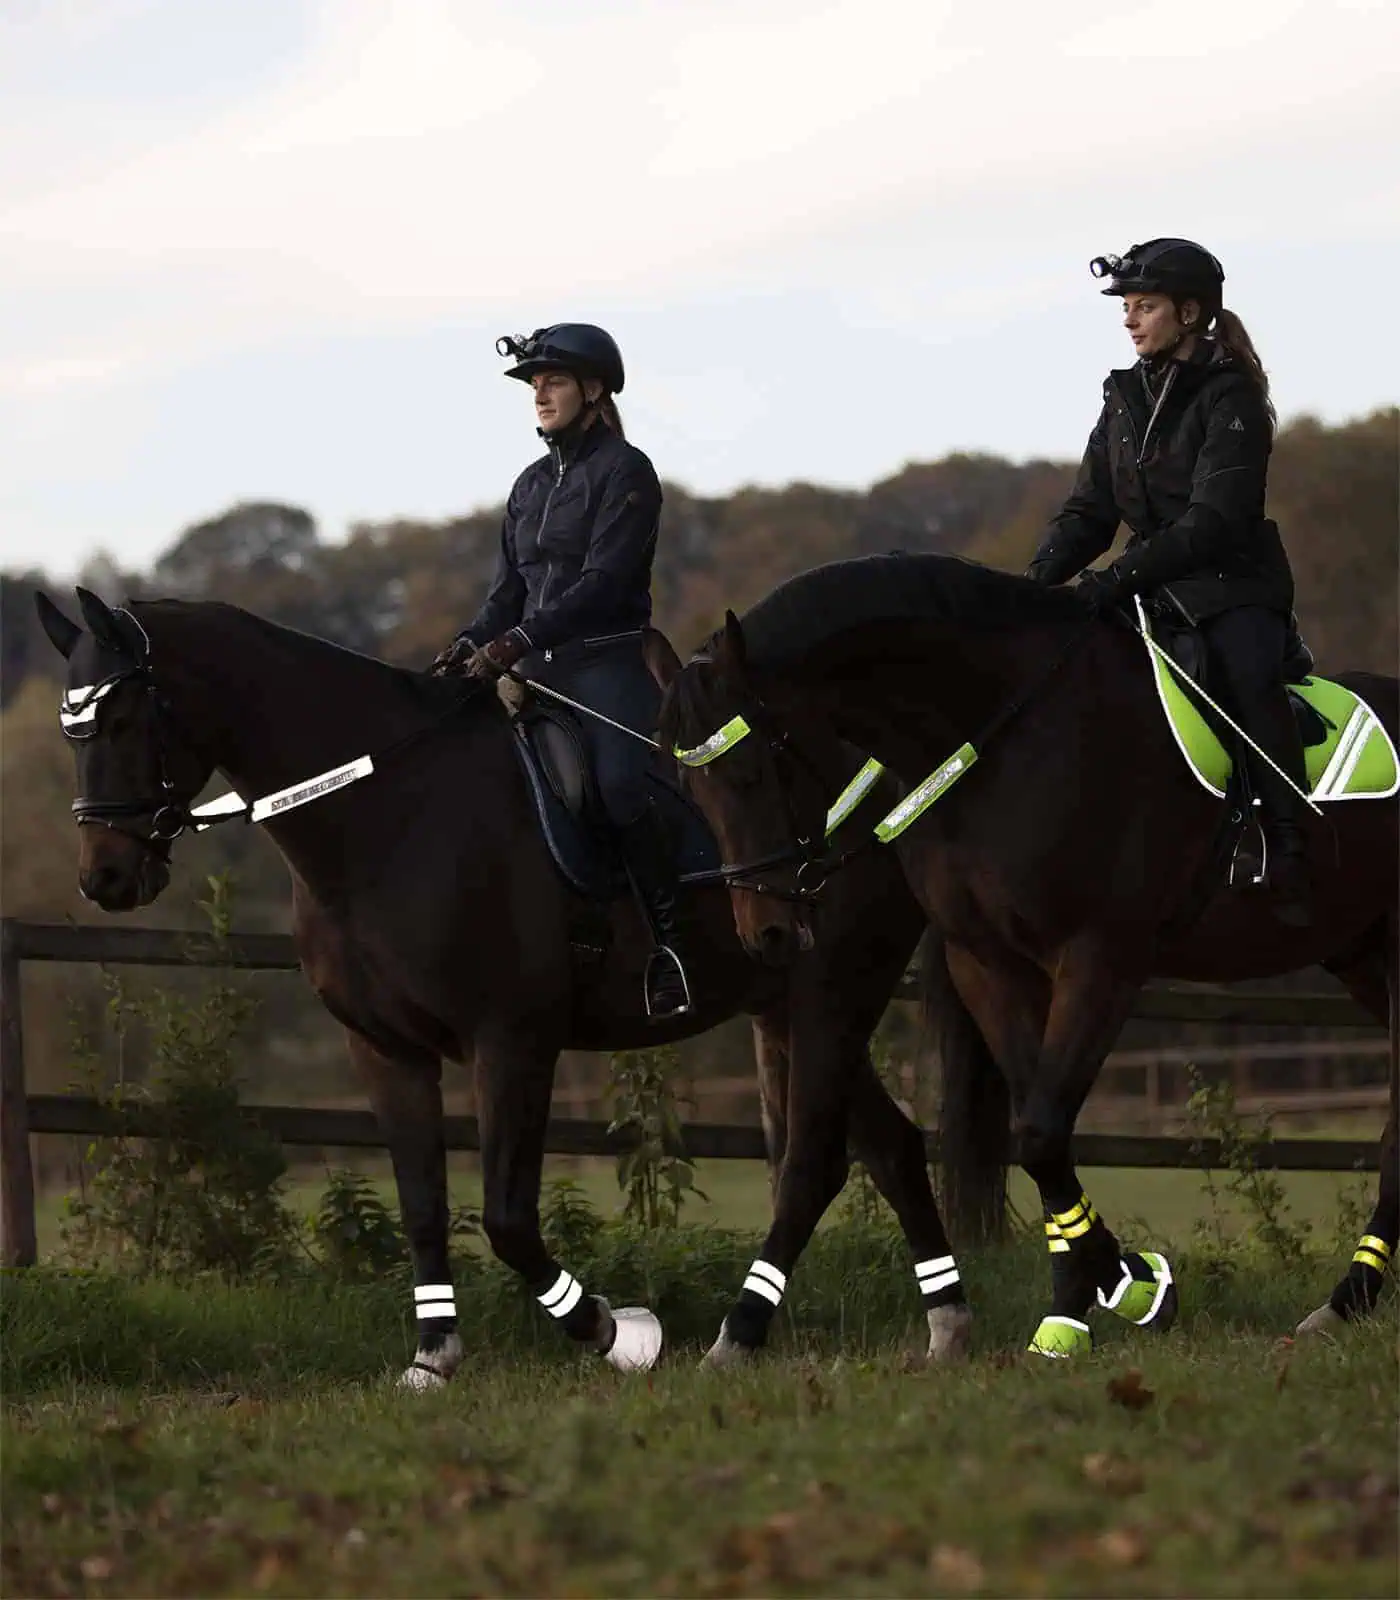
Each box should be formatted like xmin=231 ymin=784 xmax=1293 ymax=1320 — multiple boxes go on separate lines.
xmin=1028 ymin=1314 xmax=1093 ymax=1359
xmin=1097 ymin=1252 xmax=1175 ymax=1327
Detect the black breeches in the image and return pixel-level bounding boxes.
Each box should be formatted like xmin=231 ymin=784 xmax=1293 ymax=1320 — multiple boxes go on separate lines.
xmin=536 ymin=643 xmax=660 ymax=827
xmin=1200 ymin=606 xmax=1308 ymax=818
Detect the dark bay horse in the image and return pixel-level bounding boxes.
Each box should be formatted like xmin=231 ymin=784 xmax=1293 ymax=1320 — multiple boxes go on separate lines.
xmin=35 ymin=587 xmax=970 ymax=1380
xmin=657 ymin=552 xmax=1398 ymax=1356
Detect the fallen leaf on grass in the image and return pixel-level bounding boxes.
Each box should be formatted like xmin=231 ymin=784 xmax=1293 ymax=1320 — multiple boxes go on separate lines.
xmin=929 ymin=1543 xmax=985 ymax=1593
xmin=1097 ymin=1526 xmax=1148 ymax=1566
xmin=79 ymin=1555 xmax=114 ymax=1581
xmin=690 ymin=1464 xmax=743 ymax=1492
xmin=1082 ymin=1453 xmax=1146 ymax=1496
xmin=1105 ymin=1368 xmax=1154 ymax=1411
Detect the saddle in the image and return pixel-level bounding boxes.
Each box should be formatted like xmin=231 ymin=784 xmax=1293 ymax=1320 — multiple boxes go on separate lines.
xmin=507 ymin=698 xmax=719 ymax=903
xmin=1140 ymin=600 xmax=1399 ymax=804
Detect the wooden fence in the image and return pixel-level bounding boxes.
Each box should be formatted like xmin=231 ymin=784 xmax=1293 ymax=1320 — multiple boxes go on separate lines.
xmin=0 ymin=918 xmax=1385 ymax=1268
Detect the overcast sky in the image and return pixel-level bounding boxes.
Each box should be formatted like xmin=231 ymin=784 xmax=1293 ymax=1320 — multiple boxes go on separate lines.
xmin=2 ymin=0 xmax=1396 ymax=578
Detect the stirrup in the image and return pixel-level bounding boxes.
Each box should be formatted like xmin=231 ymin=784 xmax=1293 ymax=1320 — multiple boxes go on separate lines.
xmin=644 ymin=946 xmax=692 ymax=1019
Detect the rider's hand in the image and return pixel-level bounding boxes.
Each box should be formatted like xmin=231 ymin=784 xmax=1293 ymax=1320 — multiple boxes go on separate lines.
xmin=430 ymin=634 xmax=476 ymax=676
xmin=1074 ymin=567 xmax=1130 ymax=620
xmin=464 ymin=629 xmax=530 ymax=680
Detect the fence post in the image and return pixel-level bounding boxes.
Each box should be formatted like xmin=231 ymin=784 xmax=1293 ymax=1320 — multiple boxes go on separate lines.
xmin=0 ymin=921 xmax=38 ymax=1267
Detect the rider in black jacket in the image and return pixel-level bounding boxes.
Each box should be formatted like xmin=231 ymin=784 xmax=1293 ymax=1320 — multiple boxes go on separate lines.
xmin=1028 ymin=240 xmax=1312 ymax=923
xmin=433 ymin=324 xmax=690 ymax=1017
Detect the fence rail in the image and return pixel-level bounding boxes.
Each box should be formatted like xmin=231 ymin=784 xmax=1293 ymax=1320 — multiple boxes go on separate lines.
xmin=1 ymin=918 xmax=1386 ymax=1267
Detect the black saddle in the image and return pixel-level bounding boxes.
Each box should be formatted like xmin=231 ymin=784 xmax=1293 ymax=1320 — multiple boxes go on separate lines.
xmin=509 ymin=702 xmax=719 ymax=901
xmin=1146 ymin=604 xmax=1331 ymax=750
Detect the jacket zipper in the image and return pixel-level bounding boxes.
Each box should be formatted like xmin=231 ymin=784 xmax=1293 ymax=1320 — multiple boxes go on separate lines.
xmin=1137 ymin=362 xmax=1178 ymax=468
xmin=534 ymin=446 xmax=569 ymax=611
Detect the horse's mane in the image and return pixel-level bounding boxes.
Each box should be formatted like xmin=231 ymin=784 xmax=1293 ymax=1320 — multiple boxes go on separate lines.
xmin=736 ymin=552 xmax=1084 ymax=671
xmin=129 ymin=597 xmax=463 ymax=704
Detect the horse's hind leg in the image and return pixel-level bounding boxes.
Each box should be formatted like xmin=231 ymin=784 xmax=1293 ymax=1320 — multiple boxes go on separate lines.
xmin=474 ymin=1021 xmax=662 ymax=1371
xmin=1300 ymin=917 xmax=1398 ymax=1336
xmin=348 ymin=1032 xmax=462 ymax=1389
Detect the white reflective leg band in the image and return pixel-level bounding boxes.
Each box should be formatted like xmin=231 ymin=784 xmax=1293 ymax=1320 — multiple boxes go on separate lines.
xmin=414 ymin=1282 xmax=456 ymax=1321
xmin=915 ymin=1255 xmax=960 ymax=1296
xmin=741 ymin=1259 xmax=786 ymax=1306
xmin=1138 ymin=1255 xmax=1173 ymax=1325
xmin=538 ymin=1269 xmax=584 ymax=1320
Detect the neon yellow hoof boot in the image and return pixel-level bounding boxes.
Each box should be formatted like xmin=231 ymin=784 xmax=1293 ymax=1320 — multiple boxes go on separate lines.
xmin=1028 ymin=1314 xmax=1093 ymax=1359
xmin=1098 ymin=1251 xmax=1177 ymax=1329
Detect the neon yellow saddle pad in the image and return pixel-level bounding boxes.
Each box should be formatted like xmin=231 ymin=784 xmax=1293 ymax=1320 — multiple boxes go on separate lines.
xmin=1139 ymin=603 xmax=1399 ymax=803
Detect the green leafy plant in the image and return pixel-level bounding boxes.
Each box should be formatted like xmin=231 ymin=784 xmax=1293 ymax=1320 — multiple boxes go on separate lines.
xmin=607 ymin=1044 xmax=706 ymax=1228
xmin=1184 ymin=1066 xmax=1312 ymax=1261
xmin=60 ymin=875 xmax=298 ymax=1278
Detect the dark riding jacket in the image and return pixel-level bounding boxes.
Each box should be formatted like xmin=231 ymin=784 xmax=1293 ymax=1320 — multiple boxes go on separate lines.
xmin=465 ymin=423 xmax=663 ymax=654
xmin=1028 ymin=341 xmax=1294 ymax=620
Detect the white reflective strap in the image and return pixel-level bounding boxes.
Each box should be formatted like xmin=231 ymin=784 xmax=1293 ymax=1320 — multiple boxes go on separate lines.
xmin=825 ymin=758 xmax=885 ymax=835
xmin=59 ymin=680 xmax=117 ymax=729
xmin=414 ymin=1283 xmax=454 ymax=1301
xmin=917 ymin=1268 xmax=961 ymax=1296
xmin=189 ymin=790 xmax=249 ymax=828
xmin=416 ymin=1301 xmax=455 ymax=1320
xmin=873 ymin=743 xmax=978 ymax=842
xmin=538 ymin=1270 xmax=584 ymax=1319
xmin=1311 ymin=704 xmax=1369 ymax=800
xmin=914 ymin=1255 xmax=955 ymax=1278
xmin=741 ymin=1272 xmax=784 ymax=1306
xmin=746 ymin=1259 xmax=786 ymax=1292
xmin=673 ymin=715 xmax=751 ymax=768
xmin=250 ymin=755 xmax=374 ymax=822
xmin=1137 ymin=1254 xmax=1174 ymax=1325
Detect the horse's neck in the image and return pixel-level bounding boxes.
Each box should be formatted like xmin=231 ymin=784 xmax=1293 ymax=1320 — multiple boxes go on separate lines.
xmin=145 ymin=603 xmax=420 ymax=797
xmin=790 ymin=620 xmax=1054 ymax=775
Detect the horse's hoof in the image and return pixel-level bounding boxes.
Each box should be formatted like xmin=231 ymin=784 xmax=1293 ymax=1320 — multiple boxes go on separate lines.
xmin=398 ymin=1362 xmax=449 ymax=1392
xmin=398 ymin=1333 xmax=463 ymax=1390
xmin=604 ymin=1306 xmax=663 ymax=1372
xmin=701 ymin=1319 xmax=757 ymax=1370
xmin=1099 ymin=1252 xmax=1176 ymax=1330
xmin=926 ymin=1304 xmax=973 ymax=1363
xmin=1296 ymin=1302 xmax=1347 ymax=1341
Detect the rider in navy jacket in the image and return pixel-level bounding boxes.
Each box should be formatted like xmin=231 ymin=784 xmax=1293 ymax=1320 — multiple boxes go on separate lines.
xmin=1028 ymin=240 xmax=1312 ymax=924
xmin=433 ymin=325 xmax=690 ymax=1019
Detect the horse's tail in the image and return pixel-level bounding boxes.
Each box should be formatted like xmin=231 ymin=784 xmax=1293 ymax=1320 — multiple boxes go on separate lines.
xmin=920 ymin=929 xmax=1010 ymax=1243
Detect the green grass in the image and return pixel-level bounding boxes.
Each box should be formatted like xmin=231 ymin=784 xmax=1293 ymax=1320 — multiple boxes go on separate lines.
xmin=35 ymin=1152 xmax=1378 ymax=1258
xmin=3 ymin=1227 xmax=1396 ymax=1598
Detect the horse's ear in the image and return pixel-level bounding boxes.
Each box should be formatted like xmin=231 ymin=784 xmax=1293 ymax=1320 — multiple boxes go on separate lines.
xmin=641 ymin=626 xmax=682 ymax=690
xmin=75 ymin=587 xmax=125 ymax=652
xmin=35 ymin=591 xmax=82 ymax=659
xmin=715 ymin=609 xmax=748 ymax=675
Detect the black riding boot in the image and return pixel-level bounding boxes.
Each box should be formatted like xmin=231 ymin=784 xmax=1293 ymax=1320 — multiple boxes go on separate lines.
xmin=617 ymin=806 xmax=692 ymax=1020
xmin=1248 ymin=729 xmax=1313 ymax=929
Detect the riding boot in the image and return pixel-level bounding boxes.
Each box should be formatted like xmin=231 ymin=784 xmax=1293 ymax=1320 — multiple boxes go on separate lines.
xmin=616 ymin=805 xmax=692 ymax=1020
xmin=1246 ymin=704 xmax=1313 ymax=929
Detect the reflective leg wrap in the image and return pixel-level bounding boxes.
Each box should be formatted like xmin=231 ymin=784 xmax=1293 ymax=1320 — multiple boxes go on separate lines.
xmin=725 ymin=1258 xmax=786 ymax=1348
xmin=1028 ymin=1314 xmax=1093 ymax=1359
xmin=915 ymin=1254 xmax=964 ymax=1309
xmin=535 ymin=1268 xmax=601 ymax=1342
xmin=1329 ymin=1235 xmax=1392 ymax=1320
xmin=1097 ymin=1251 xmax=1177 ymax=1328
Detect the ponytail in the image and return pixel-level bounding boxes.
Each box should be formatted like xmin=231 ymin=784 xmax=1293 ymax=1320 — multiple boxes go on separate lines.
xmin=1212 ymin=306 xmax=1276 ymax=429
xmin=597 ymin=395 xmax=625 ymax=437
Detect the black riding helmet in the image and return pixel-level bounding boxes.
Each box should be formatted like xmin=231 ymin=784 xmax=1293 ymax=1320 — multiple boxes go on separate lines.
xmin=1090 ymin=239 xmax=1224 ymax=311
xmin=496 ymin=324 xmax=625 ymax=393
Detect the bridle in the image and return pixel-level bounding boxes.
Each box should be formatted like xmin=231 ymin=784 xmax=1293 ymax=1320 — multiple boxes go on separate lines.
xmin=60 ymin=658 xmax=204 ymax=858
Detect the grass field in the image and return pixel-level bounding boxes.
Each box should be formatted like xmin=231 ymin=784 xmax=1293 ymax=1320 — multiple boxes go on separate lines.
xmin=34 ymin=1149 xmax=1380 ymax=1258
xmin=3 ymin=1217 xmax=1396 ymax=1598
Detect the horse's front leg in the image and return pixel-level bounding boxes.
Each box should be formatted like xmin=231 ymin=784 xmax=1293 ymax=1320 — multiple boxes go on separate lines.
xmin=474 ymin=1019 xmax=662 ymax=1372
xmin=348 ymin=1032 xmax=462 ymax=1389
